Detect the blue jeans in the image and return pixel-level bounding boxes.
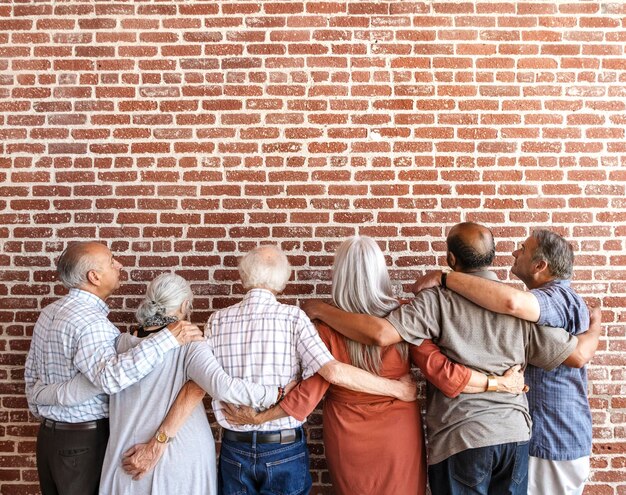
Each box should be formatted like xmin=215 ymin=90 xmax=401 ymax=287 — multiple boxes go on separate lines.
xmin=218 ymin=428 xmax=312 ymax=495
xmin=428 ymin=441 xmax=530 ymax=495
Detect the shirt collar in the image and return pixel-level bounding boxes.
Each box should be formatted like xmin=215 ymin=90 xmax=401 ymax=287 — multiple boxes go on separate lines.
xmin=68 ymin=288 xmax=111 ymax=315
xmin=540 ymin=279 xmax=571 ymax=288
xmin=465 ymin=269 xmax=499 ymax=281
xmin=243 ymin=288 xmax=278 ymax=302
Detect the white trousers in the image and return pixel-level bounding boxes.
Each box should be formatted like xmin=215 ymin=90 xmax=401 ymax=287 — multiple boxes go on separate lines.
xmin=528 ymin=455 xmax=590 ymax=495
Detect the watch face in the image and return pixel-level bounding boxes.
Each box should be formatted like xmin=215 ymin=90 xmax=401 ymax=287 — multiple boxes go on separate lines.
xmin=156 ymin=432 xmax=168 ymax=443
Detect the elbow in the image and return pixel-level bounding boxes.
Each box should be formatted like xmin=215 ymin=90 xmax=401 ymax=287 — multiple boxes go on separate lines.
xmin=320 ymin=361 xmax=342 ymax=385
xmin=576 ymin=349 xmax=595 ymax=367
xmin=564 ymin=350 xmax=590 ymax=369
xmin=504 ymin=295 xmax=523 ymax=317
xmin=370 ymin=321 xmax=396 ymax=347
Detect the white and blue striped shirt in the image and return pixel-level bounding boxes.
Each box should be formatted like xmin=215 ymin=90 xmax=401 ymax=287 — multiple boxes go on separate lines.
xmin=24 ymin=288 xmax=179 ymax=422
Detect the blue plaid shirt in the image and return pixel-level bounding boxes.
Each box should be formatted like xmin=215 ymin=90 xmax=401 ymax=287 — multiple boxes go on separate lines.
xmin=527 ymin=280 xmax=592 ymax=460
xmin=25 ymin=288 xmax=179 ymax=422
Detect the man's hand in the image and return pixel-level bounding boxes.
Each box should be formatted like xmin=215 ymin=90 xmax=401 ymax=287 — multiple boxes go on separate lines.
xmin=122 ymin=439 xmax=166 ymax=480
xmin=497 ymin=365 xmax=528 ymax=394
xmin=411 ymin=270 xmax=443 ymax=295
xmin=588 ymin=301 xmax=601 ymax=333
xmin=222 ymin=403 xmax=262 ymax=426
xmin=394 ymin=373 xmax=418 ymax=402
xmin=300 ymin=299 xmax=329 ymax=321
xmin=167 ymin=321 xmax=204 ymax=346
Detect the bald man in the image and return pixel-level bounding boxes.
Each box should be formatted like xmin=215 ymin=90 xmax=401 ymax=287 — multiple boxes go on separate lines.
xmin=302 ymin=222 xmax=600 ymax=495
xmin=24 ymin=242 xmax=203 ymax=495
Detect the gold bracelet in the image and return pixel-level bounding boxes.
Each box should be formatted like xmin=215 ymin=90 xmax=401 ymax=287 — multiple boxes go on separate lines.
xmin=487 ymin=375 xmax=498 ymax=392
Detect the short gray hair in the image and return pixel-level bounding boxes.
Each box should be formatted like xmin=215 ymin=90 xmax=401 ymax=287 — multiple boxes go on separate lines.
xmin=136 ymin=273 xmax=194 ymax=325
xmin=531 ymin=229 xmax=574 ymax=280
xmin=57 ymin=242 xmax=103 ymax=289
xmin=238 ymin=245 xmax=292 ymax=293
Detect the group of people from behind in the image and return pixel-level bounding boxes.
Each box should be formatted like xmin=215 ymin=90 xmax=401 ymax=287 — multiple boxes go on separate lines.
xmin=25 ymin=222 xmax=601 ymax=495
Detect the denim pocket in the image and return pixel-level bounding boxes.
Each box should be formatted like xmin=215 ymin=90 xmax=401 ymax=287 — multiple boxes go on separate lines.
xmin=511 ymin=441 xmax=530 ymax=485
xmin=220 ymin=455 xmax=247 ymax=495
xmin=267 ymin=451 xmax=308 ymax=495
xmin=451 ymin=446 xmax=491 ymax=487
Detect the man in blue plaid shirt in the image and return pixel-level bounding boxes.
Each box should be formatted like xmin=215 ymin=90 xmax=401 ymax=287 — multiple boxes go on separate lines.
xmin=24 ymin=242 xmax=203 ymax=495
xmin=415 ymin=229 xmax=602 ymax=495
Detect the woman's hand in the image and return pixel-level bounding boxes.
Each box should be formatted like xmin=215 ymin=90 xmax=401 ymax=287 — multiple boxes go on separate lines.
xmin=497 ymin=365 xmax=528 ymax=394
xmin=222 ymin=403 xmax=262 ymax=425
xmin=122 ymin=439 xmax=166 ymax=480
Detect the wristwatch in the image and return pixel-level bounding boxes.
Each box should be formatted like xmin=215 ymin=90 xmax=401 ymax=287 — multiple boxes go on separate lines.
xmin=155 ymin=430 xmax=173 ymax=444
xmin=487 ymin=375 xmax=498 ymax=392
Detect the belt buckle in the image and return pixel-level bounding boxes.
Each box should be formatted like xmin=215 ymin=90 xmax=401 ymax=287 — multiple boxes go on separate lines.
xmin=280 ymin=429 xmax=296 ymax=444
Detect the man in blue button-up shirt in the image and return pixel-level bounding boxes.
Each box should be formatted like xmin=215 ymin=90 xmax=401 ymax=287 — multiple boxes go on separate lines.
xmin=414 ymin=229 xmax=602 ymax=495
xmin=24 ymin=242 xmax=203 ymax=495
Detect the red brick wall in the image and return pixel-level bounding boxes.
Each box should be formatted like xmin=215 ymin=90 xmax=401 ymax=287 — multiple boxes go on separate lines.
xmin=1 ymin=1 xmax=625 ymax=493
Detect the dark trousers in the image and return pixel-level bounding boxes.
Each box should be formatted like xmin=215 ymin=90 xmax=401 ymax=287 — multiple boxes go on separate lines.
xmin=36 ymin=419 xmax=109 ymax=495
xmin=428 ymin=441 xmax=530 ymax=495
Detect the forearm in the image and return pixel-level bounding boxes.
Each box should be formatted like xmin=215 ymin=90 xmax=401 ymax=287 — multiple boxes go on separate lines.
xmin=251 ymin=405 xmax=289 ymax=424
xmin=446 ymin=271 xmax=540 ymax=322
xmin=187 ymin=343 xmax=277 ymax=409
xmin=157 ymin=381 xmax=206 ymax=437
xmin=79 ymin=329 xmax=178 ymax=395
xmin=318 ymin=360 xmax=406 ymax=399
xmin=305 ymin=301 xmax=401 ymax=346
xmin=30 ymin=376 xmax=102 ymax=406
xmin=563 ymin=330 xmax=600 ymax=367
xmin=462 ymin=370 xmax=488 ymax=393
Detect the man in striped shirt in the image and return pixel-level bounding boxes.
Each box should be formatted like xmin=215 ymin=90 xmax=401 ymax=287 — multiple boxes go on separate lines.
xmin=208 ymin=245 xmax=417 ymax=495
xmin=24 ymin=242 xmax=202 ymax=495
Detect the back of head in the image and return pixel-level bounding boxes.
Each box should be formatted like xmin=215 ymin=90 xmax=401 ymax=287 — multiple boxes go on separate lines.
xmin=531 ymin=229 xmax=574 ymax=280
xmin=447 ymin=222 xmax=495 ymax=271
xmin=332 ymin=236 xmax=405 ymax=375
xmin=57 ymin=241 xmax=107 ymax=289
xmin=136 ymin=273 xmax=193 ymax=325
xmin=238 ymin=245 xmax=292 ymax=293
xmin=331 ymin=236 xmax=399 ymax=317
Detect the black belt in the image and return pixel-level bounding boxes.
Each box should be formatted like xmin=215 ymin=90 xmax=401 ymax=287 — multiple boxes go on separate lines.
xmin=223 ymin=428 xmax=301 ymax=445
xmin=41 ymin=418 xmax=108 ymax=431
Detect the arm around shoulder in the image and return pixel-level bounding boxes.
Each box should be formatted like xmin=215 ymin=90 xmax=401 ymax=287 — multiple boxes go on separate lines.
xmin=300 ymin=300 xmax=401 ymax=346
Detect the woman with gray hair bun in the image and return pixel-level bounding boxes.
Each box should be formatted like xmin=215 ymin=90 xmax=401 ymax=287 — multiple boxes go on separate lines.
xmin=30 ymin=272 xmax=284 ymax=495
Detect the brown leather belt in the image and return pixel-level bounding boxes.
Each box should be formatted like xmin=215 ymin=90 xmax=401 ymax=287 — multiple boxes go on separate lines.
xmin=223 ymin=428 xmax=301 ymax=445
xmin=41 ymin=418 xmax=108 ymax=431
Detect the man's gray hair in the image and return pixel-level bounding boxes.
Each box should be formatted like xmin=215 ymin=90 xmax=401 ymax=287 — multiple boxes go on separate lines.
xmin=531 ymin=229 xmax=574 ymax=280
xmin=136 ymin=273 xmax=193 ymax=325
xmin=57 ymin=242 xmax=102 ymax=289
xmin=238 ymin=245 xmax=292 ymax=293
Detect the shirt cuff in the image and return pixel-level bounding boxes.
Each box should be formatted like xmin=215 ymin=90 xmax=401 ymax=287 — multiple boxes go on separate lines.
xmin=260 ymin=386 xmax=278 ymax=409
xmin=447 ymin=367 xmax=472 ymax=398
xmin=279 ymin=399 xmax=307 ymax=422
xmin=302 ymin=352 xmax=334 ymax=380
xmin=543 ymin=337 xmax=578 ymax=371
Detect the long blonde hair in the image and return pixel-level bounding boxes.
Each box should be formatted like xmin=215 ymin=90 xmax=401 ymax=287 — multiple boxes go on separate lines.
xmin=332 ymin=236 xmax=408 ymax=374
